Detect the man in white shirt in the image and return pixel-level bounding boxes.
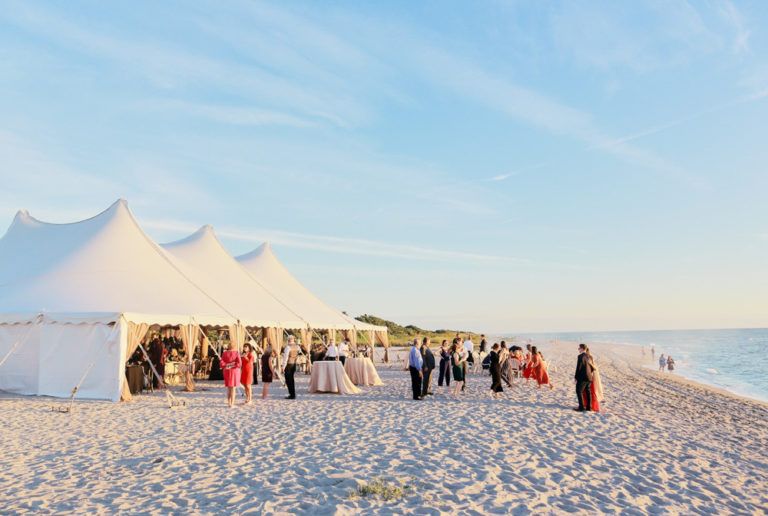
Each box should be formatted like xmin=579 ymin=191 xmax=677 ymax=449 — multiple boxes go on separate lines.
xmin=324 ymin=340 xmax=339 ymax=361
xmin=338 ymin=339 xmax=350 ymax=365
xmin=408 ymin=339 xmax=423 ymax=400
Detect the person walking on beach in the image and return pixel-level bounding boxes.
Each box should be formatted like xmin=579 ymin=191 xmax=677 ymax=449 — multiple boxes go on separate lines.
xmin=240 ymin=342 xmax=256 ymax=405
xmin=489 ymin=343 xmax=503 ymax=398
xmin=261 ymin=345 xmax=275 ymax=399
xmin=281 ymin=336 xmax=300 ymax=399
xmin=574 ymin=343 xmax=594 ymax=412
xmin=530 ymin=346 xmax=553 ymax=389
xmin=408 ymin=339 xmax=423 ymax=400
xmin=451 ymin=342 xmax=466 ymax=398
xmin=581 ymin=346 xmax=602 ymax=412
xmin=659 ymin=354 xmax=666 ymax=372
xmin=221 ymin=341 xmax=242 ymax=408
xmin=461 ymin=336 xmax=473 ymax=390
xmin=438 ymin=339 xmax=451 ymax=389
xmin=421 ymin=337 xmax=435 ymax=397
xmin=666 ymin=356 xmax=675 ymax=373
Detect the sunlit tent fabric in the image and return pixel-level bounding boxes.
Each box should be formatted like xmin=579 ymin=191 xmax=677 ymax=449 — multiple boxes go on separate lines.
xmin=235 ymin=243 xmax=388 ymax=349
xmin=0 ymin=199 xmax=237 ymax=401
xmin=161 ymin=226 xmax=308 ymax=333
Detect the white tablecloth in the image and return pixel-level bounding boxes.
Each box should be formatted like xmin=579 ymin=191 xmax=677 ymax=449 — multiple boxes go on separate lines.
xmin=308 ymin=361 xmax=360 ymax=394
xmin=344 ymin=357 xmax=384 ymax=386
xmin=164 ymin=361 xmax=184 ymax=385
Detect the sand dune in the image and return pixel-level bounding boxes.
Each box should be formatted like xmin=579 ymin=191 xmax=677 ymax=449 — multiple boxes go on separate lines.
xmin=1 ymin=341 xmax=766 ymax=514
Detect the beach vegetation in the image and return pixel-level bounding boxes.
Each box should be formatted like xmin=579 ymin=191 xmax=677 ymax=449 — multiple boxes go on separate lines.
xmin=348 ymin=476 xmax=416 ymax=501
xmin=355 ymin=314 xmax=480 ymax=346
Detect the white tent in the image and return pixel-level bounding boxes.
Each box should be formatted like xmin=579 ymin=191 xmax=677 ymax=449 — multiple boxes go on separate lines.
xmin=236 ymin=243 xmax=389 ymax=352
xmin=161 ymin=226 xmax=308 ymax=331
xmin=0 ymin=199 xmax=237 ymax=401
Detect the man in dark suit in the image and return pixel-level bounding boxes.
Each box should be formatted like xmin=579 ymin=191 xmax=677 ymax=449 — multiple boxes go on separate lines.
xmin=420 ymin=337 xmax=436 ymax=397
xmin=574 ymin=343 xmax=594 ymax=411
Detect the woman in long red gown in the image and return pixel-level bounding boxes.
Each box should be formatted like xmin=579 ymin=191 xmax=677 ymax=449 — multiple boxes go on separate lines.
xmin=581 ymin=347 xmax=602 ymax=411
xmin=529 ymin=346 xmax=553 ymax=389
xmin=522 ymin=344 xmax=534 ymax=383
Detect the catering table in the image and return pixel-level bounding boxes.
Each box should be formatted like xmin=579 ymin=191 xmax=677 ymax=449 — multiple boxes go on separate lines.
xmin=307 ymin=361 xmax=360 ymax=394
xmin=125 ymin=365 xmax=144 ymax=394
xmin=344 ymin=357 xmax=384 ymax=386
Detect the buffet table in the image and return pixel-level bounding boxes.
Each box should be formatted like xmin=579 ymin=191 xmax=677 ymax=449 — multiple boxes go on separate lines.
xmin=307 ymin=361 xmax=360 ymax=394
xmin=344 ymin=357 xmax=384 ymax=386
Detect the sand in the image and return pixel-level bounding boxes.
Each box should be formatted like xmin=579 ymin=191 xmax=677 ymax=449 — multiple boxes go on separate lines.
xmin=1 ymin=340 xmax=766 ymax=515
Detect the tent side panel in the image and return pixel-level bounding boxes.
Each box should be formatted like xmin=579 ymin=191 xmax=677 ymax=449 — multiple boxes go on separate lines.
xmin=38 ymin=321 xmax=126 ymax=401
xmin=0 ymin=323 xmax=41 ymax=395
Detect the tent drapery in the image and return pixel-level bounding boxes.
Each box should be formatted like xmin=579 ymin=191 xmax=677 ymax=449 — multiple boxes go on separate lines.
xmin=299 ymin=328 xmax=310 ymax=352
xmin=343 ymin=329 xmax=357 ymax=348
xmin=228 ymin=324 xmax=246 ymax=353
xmin=179 ymin=324 xmax=201 ymax=391
xmin=120 ymin=322 xmax=149 ymax=402
xmin=374 ymin=330 xmax=389 ymax=363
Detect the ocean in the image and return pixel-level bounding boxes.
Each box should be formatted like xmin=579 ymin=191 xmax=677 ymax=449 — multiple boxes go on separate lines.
xmin=520 ymin=328 xmax=768 ymax=403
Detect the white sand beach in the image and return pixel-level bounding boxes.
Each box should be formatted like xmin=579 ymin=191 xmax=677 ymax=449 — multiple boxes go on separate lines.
xmin=1 ymin=340 xmax=766 ymax=515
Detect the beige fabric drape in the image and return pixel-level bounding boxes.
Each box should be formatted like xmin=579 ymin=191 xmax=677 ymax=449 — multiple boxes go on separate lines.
xmin=262 ymin=327 xmax=278 ymax=352
xmin=374 ymin=330 xmax=389 ymax=363
xmin=179 ymin=324 xmax=201 ymax=392
xmin=343 ymin=329 xmax=357 ymax=348
xmin=299 ymin=329 xmax=310 ymax=352
xmin=201 ymin=332 xmax=210 ymax=359
xmin=228 ymin=323 xmax=246 ymax=353
xmin=120 ymin=322 xmax=150 ymax=402
xmin=329 ymin=329 xmax=336 ymax=346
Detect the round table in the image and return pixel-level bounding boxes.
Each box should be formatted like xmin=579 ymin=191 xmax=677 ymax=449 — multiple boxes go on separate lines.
xmin=344 ymin=357 xmax=384 ymax=386
xmin=307 ymin=361 xmax=360 ymax=394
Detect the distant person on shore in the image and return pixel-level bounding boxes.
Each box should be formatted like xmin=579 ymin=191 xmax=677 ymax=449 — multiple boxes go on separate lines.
xmin=651 ymin=345 xmax=655 ymax=360
xmin=261 ymin=345 xmax=275 ymax=399
xmin=489 ymin=343 xmax=503 ymax=398
xmin=281 ymin=336 xmax=300 ymax=399
xmin=574 ymin=343 xmax=594 ymax=412
xmin=221 ymin=341 xmax=242 ymax=408
xmin=408 ymin=338 xmax=423 ymax=400
xmin=659 ymin=354 xmax=666 ymax=372
xmin=338 ymin=339 xmax=349 ymax=365
xmin=420 ymin=337 xmax=435 ymax=397
xmin=240 ymin=342 xmax=256 ymax=405
xmin=451 ymin=341 xmax=466 ymax=398
xmin=666 ymin=356 xmax=675 ymax=373
xmin=438 ymin=339 xmax=451 ymax=388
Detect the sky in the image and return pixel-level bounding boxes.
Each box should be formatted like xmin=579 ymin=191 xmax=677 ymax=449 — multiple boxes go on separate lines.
xmin=0 ymin=0 xmax=766 ymax=334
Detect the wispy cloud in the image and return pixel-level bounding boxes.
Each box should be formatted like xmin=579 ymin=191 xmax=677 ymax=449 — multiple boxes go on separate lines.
xmin=716 ymin=0 xmax=751 ymax=54
xmin=133 ymin=99 xmax=317 ymax=128
xmin=142 ymin=218 xmax=523 ymax=264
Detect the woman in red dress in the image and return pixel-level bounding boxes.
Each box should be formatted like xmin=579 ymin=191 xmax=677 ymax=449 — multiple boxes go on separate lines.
xmin=240 ymin=342 xmax=256 ymax=405
xmin=522 ymin=344 xmax=534 ymax=383
xmin=529 ymin=346 xmax=553 ymax=389
xmin=581 ymin=347 xmax=601 ymax=412
xmin=220 ymin=341 xmax=242 ymax=407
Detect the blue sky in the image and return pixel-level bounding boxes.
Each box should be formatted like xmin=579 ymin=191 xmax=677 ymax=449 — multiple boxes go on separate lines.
xmin=1 ymin=1 xmax=766 ymax=333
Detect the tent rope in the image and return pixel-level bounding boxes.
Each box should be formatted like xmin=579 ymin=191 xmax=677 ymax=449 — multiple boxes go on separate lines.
xmin=0 ymin=315 xmax=43 ymax=370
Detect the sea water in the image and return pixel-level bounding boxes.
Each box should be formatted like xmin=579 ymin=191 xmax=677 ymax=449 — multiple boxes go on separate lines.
xmin=519 ymin=328 xmax=768 ymax=403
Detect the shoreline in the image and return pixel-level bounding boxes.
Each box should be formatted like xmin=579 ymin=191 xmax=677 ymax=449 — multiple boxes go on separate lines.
xmin=1 ymin=340 xmax=766 ymax=514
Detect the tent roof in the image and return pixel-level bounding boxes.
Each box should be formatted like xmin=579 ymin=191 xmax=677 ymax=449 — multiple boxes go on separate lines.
xmin=0 ymin=199 xmax=235 ymax=326
xmin=161 ymin=226 xmax=308 ymax=329
xmin=236 ymin=243 xmax=386 ymax=332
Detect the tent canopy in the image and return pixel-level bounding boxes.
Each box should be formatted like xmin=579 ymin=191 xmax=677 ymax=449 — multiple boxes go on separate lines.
xmin=161 ymin=226 xmax=308 ymax=329
xmin=0 ymin=199 xmax=234 ymax=327
xmin=236 ymin=243 xmax=386 ymax=333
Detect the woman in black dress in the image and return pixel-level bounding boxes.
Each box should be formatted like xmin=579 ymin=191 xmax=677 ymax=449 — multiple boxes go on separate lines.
xmin=437 ymin=339 xmax=451 ymax=389
xmin=261 ymin=346 xmax=274 ymax=399
xmin=489 ymin=342 xmax=503 ymax=398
